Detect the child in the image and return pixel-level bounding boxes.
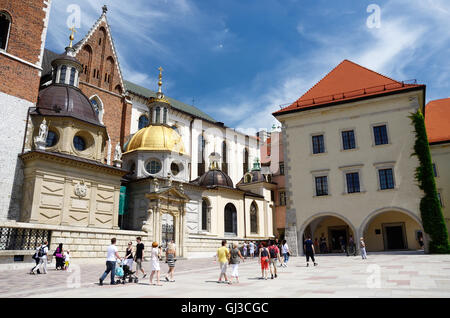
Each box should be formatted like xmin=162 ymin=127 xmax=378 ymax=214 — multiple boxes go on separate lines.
xmin=64 ymin=250 xmax=70 ymax=270
xmin=360 ymin=237 xmax=367 ymax=259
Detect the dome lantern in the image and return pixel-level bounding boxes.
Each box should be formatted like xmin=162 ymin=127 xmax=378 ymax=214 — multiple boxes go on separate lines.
xmin=147 ymin=66 xmax=171 ymax=125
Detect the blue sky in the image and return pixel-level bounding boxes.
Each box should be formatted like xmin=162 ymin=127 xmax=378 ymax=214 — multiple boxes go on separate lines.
xmin=45 ymin=0 xmax=450 ymax=134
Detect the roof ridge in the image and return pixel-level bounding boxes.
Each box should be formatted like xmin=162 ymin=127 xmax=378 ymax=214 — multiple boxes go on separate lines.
xmin=343 ymin=59 xmax=401 ymax=84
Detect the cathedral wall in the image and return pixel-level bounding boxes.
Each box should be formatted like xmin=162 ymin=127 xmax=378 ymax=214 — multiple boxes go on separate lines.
xmin=0 ymin=92 xmax=35 ymax=221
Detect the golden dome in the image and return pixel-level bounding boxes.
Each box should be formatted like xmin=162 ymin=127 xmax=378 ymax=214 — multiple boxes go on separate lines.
xmin=126 ymin=125 xmax=185 ymax=154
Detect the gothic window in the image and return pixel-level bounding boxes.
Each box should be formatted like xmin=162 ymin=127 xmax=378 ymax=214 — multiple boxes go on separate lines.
xmin=201 ymin=198 xmax=210 ymax=231
xmin=59 ymin=65 xmax=67 ymax=84
xmin=198 ymin=133 xmax=205 ymax=176
xmin=243 ymin=148 xmax=249 ymax=175
xmin=224 ymin=203 xmax=237 ymax=235
xmin=250 ymin=202 xmax=258 ymax=234
xmin=0 ymin=11 xmax=11 ymax=50
xmin=90 ymin=96 xmax=103 ymax=123
xmin=69 ymin=68 xmax=76 ymax=86
xmin=222 ymin=141 xmax=228 ymax=174
xmin=138 ymin=115 xmax=149 ymax=130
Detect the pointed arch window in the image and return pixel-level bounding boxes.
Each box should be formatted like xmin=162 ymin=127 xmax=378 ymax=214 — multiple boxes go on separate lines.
xmin=243 ymin=148 xmax=249 ymax=175
xmin=222 ymin=141 xmax=228 ymax=174
xmin=198 ymin=133 xmax=205 ymax=176
xmin=0 ymin=11 xmax=11 ymax=51
xmin=250 ymin=202 xmax=258 ymax=234
xmin=90 ymin=96 xmax=104 ymax=123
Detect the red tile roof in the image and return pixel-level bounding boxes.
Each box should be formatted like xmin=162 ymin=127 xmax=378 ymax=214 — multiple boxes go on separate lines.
xmin=273 ymin=60 xmax=424 ymax=116
xmin=425 ymin=98 xmax=450 ymax=144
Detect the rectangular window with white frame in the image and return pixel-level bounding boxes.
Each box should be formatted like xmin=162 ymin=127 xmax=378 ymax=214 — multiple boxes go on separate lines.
xmin=312 ymin=134 xmax=325 ymax=154
xmin=373 ymin=124 xmax=389 ymax=145
xmin=315 ymin=176 xmax=328 ymax=196
xmin=374 ymin=162 xmax=396 ymax=190
xmin=379 ymin=168 xmax=395 ymax=190
xmin=342 ymin=130 xmax=356 ymax=150
xmin=339 ymin=164 xmax=364 ymax=194
xmin=346 ymin=172 xmax=360 ymax=193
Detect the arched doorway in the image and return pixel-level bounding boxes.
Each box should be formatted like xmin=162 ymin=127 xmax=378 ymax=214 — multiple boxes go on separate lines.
xmin=224 ymin=203 xmax=237 ymax=235
xmin=300 ymin=213 xmax=357 ymax=254
xmin=360 ymin=209 xmax=424 ymax=252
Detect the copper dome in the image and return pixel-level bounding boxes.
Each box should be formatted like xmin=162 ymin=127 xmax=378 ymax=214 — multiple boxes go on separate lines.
xmin=197 ymin=169 xmax=234 ymax=188
xmin=34 ymin=84 xmax=102 ymax=126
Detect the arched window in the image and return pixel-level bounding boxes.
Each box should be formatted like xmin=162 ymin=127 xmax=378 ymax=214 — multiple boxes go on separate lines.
xmin=138 ymin=115 xmax=149 ymax=130
xmin=224 ymin=203 xmax=237 ymax=235
xmin=90 ymin=96 xmax=103 ymax=123
xmin=163 ymin=108 xmax=168 ymax=124
xmin=198 ymin=133 xmax=205 ymax=176
xmin=250 ymin=202 xmax=258 ymax=234
xmin=222 ymin=141 xmax=228 ymax=174
xmin=155 ymin=107 xmax=161 ymax=123
xmin=69 ymin=67 xmax=76 ymax=86
xmin=0 ymin=11 xmax=11 ymax=50
xmin=244 ymin=173 xmax=252 ymax=183
xmin=243 ymin=148 xmax=249 ymax=175
xmin=201 ymin=198 xmax=210 ymax=231
xmin=59 ymin=65 xmax=67 ymax=84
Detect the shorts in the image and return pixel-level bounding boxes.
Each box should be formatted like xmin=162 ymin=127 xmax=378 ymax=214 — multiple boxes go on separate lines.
xmin=270 ymin=258 xmax=277 ymax=265
xmin=261 ymin=257 xmax=269 ymax=270
xmin=231 ymin=264 xmax=239 ymax=277
xmin=219 ymin=262 xmax=228 ymax=274
xmin=135 ymin=258 xmax=142 ymax=271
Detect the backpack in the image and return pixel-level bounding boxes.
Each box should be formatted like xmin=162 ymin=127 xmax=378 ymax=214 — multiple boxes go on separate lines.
xmin=38 ymin=245 xmax=46 ymax=257
xmin=269 ymin=246 xmax=277 ymax=258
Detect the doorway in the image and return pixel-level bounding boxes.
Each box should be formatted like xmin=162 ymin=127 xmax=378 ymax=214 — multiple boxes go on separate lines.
xmin=383 ymin=223 xmax=407 ymax=250
xmin=161 ymin=213 xmax=175 ymax=249
xmin=328 ymin=226 xmax=348 ymax=252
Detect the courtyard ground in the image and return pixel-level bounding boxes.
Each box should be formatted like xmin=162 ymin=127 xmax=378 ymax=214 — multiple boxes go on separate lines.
xmin=1 ymin=251 xmax=449 ymax=298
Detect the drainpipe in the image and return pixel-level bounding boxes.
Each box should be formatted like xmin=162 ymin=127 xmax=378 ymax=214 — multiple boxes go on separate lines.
xmin=189 ymin=117 xmax=194 ymax=180
xmin=243 ymin=192 xmax=247 ymax=239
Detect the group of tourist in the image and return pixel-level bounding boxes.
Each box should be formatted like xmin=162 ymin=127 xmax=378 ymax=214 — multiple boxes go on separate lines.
xmin=216 ymin=239 xmax=291 ymax=284
xmin=29 ymin=241 xmax=71 ymax=275
xmin=98 ymin=237 xmax=176 ymax=286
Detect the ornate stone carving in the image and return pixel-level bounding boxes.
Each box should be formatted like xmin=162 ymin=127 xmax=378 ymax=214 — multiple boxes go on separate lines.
xmin=74 ymin=180 xmax=87 ymax=198
xmin=34 ymin=118 xmax=48 ymax=150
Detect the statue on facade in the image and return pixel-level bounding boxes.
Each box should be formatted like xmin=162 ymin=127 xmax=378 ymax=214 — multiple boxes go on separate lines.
xmin=113 ymin=142 xmax=122 ymax=168
xmin=34 ymin=118 xmax=49 ymax=150
xmin=152 ymin=178 xmax=160 ymax=193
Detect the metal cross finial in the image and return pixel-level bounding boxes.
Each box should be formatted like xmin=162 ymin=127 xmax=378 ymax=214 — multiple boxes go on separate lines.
xmin=69 ymin=26 xmax=77 ymax=48
xmin=102 ymin=5 xmax=108 ymax=14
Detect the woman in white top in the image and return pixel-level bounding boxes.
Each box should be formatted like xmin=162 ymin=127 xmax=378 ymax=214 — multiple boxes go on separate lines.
xmin=149 ymin=241 xmax=162 ymax=286
xmin=281 ymin=240 xmax=290 ymax=267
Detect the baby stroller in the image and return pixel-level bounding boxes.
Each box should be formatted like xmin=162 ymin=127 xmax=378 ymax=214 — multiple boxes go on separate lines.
xmin=115 ymin=259 xmax=139 ymax=284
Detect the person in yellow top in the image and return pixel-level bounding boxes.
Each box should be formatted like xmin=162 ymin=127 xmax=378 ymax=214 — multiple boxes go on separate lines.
xmin=216 ymin=240 xmax=231 ymax=284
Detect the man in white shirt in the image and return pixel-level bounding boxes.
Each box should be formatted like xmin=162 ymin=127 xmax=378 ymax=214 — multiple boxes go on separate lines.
xmin=32 ymin=241 xmax=48 ymax=274
xmin=99 ymin=238 xmax=122 ymax=286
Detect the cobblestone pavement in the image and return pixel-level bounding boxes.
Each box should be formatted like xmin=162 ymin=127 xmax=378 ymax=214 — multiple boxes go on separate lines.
xmin=1 ymin=252 xmax=450 ymax=298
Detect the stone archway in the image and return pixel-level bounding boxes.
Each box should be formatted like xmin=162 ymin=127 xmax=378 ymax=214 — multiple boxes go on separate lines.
xmin=358 ymin=207 xmax=424 ymax=252
xmin=144 ymin=186 xmax=190 ymax=257
xmin=299 ymin=212 xmax=357 ymax=254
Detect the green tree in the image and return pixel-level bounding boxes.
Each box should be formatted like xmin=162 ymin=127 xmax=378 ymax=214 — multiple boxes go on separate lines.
xmin=410 ymin=109 xmax=450 ymax=253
